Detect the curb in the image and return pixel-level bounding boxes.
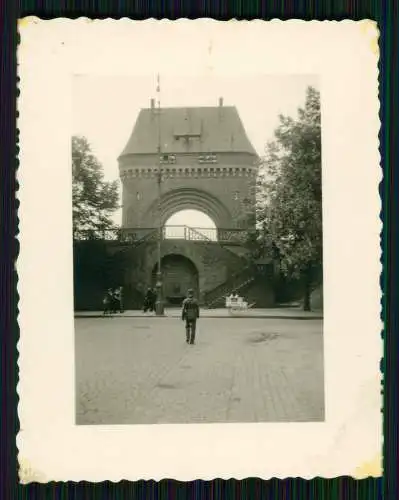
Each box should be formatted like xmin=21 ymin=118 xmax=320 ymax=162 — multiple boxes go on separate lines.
xmin=74 ymin=314 xmax=323 ymax=320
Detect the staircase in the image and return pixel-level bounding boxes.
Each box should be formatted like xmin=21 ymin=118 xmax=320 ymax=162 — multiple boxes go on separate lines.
xmin=120 ymin=226 xmax=254 ymax=309
xmin=185 ymin=227 xmax=251 ymax=270
xmin=104 ymin=226 xmax=256 ymax=309
xmin=116 ymin=228 xmax=159 ymax=254
xmin=204 ymin=265 xmax=256 ymax=309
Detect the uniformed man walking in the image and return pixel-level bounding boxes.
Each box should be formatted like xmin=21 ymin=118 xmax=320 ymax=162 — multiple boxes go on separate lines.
xmin=181 ymin=289 xmax=200 ymax=345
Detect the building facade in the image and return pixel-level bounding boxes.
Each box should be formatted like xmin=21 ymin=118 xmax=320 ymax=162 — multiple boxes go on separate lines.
xmin=73 ymin=99 xmax=277 ymax=310
xmin=111 ymin=98 xmax=277 ymax=307
xmin=118 ymin=98 xmax=259 ymax=231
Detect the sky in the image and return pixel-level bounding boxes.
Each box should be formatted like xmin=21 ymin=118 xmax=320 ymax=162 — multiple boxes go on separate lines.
xmin=72 ymin=74 xmax=319 ymax=227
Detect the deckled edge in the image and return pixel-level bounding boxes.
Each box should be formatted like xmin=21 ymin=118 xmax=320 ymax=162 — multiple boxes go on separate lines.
xmin=15 ymin=16 xmax=383 ymax=483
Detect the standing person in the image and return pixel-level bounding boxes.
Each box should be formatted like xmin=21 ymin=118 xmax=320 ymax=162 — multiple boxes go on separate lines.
xmin=181 ymin=289 xmax=200 ymax=345
xmin=151 ymin=287 xmax=157 ymax=312
xmin=111 ymin=289 xmax=119 ymax=314
xmin=118 ymin=286 xmax=124 ymax=313
xmin=114 ymin=286 xmax=124 ymax=313
xmin=143 ymin=287 xmax=153 ymax=313
xmin=103 ymin=288 xmax=113 ymax=316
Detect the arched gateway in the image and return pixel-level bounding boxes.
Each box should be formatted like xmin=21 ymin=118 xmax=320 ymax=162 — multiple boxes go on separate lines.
xmin=152 ymin=255 xmax=199 ymax=305
xmin=116 ymin=98 xmax=273 ymax=307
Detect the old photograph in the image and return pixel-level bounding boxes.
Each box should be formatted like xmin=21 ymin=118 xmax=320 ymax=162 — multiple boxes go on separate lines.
xmin=73 ymin=73 xmax=324 ymax=425
xmin=17 ymin=19 xmax=381 ymax=481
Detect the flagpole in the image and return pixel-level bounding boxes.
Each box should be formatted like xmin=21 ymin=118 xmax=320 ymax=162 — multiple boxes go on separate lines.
xmin=155 ymin=73 xmax=164 ymax=316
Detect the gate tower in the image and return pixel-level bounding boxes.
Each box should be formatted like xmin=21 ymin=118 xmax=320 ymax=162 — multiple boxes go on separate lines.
xmin=118 ymin=97 xmax=259 ymax=231
xmin=116 ymin=98 xmax=273 ymax=308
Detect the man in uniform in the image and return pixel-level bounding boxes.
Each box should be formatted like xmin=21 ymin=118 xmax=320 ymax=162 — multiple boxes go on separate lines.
xmin=181 ymin=289 xmax=200 ymax=345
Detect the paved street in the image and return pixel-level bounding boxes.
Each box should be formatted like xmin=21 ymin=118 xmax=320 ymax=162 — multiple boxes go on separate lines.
xmin=75 ymin=307 xmax=323 ymax=320
xmin=75 ymin=317 xmax=324 ymax=425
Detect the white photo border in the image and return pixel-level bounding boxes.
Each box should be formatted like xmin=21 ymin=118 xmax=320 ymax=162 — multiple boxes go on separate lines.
xmin=17 ymin=18 xmax=382 ymax=482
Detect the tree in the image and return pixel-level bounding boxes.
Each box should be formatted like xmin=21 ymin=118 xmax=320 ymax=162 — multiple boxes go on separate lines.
xmin=257 ymin=86 xmax=322 ymax=310
xmin=72 ymin=136 xmax=119 ymax=236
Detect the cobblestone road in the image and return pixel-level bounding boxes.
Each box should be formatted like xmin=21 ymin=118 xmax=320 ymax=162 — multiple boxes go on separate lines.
xmin=75 ymin=317 xmax=324 ymax=425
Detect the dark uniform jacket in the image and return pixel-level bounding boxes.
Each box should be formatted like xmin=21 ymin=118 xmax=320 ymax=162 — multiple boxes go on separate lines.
xmin=182 ymin=297 xmax=200 ymax=321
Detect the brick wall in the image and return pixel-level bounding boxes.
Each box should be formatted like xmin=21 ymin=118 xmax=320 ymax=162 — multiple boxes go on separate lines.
xmin=74 ymin=240 xmax=321 ymax=311
xmin=121 ymin=239 xmax=248 ymax=305
xmin=122 ymin=174 xmax=256 ymax=229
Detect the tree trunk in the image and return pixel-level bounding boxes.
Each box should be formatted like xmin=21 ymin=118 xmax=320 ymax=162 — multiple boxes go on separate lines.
xmin=303 ymin=266 xmax=311 ymax=311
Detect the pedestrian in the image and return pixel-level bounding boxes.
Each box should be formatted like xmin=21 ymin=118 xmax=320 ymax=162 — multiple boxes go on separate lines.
xmin=119 ymin=286 xmax=124 ymax=313
xmin=143 ymin=287 xmax=153 ymax=313
xmin=181 ymin=288 xmax=200 ymax=345
xmin=114 ymin=286 xmax=124 ymax=313
xmin=103 ymin=288 xmax=113 ymax=315
xmin=113 ymin=288 xmax=121 ymax=314
xmin=151 ymin=287 xmax=157 ymax=312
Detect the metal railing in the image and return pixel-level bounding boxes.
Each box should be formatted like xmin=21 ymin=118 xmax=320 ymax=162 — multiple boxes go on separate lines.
xmin=73 ymin=228 xmax=158 ymax=244
xmin=74 ymin=226 xmax=254 ymax=244
xmin=204 ymin=264 xmax=256 ymax=308
xmin=73 ymin=229 xmax=120 ymax=241
xmin=164 ymin=225 xmax=218 ymax=241
xmin=163 ymin=226 xmax=253 ymax=243
xmin=217 ymin=229 xmax=251 ymax=243
xmin=73 ymin=226 xmax=258 ymax=250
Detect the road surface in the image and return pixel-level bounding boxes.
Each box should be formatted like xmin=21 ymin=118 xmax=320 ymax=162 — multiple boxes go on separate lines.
xmin=75 ymin=316 xmax=324 ymax=425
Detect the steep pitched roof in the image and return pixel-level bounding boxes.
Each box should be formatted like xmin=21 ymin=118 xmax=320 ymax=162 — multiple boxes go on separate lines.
xmin=119 ymin=106 xmax=258 ymax=158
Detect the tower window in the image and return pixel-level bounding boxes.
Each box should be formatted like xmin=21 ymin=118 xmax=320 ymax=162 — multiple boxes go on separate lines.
xmin=198 ymin=153 xmax=217 ymax=164
xmin=160 ymin=154 xmax=176 ymax=164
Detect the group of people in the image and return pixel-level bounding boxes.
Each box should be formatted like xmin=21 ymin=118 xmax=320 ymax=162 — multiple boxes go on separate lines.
xmin=225 ymin=291 xmax=248 ymax=311
xmin=103 ymin=286 xmax=124 ymax=315
xmin=143 ymin=287 xmax=157 ymax=313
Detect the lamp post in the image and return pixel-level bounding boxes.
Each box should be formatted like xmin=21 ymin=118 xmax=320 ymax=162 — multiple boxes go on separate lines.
xmin=155 ymin=74 xmax=164 ymax=316
xmin=155 ymin=167 xmax=164 ymax=315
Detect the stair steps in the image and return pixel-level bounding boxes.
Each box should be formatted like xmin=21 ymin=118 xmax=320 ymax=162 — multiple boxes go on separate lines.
xmin=204 ymin=265 xmax=257 ymax=309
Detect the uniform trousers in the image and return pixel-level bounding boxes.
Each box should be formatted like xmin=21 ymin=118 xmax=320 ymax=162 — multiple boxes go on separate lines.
xmin=185 ymin=320 xmax=197 ymax=344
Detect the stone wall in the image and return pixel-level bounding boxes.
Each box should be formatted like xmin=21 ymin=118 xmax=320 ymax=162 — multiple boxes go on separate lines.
xmin=73 ymin=240 xmax=319 ymax=311
xmin=118 ymin=239 xmax=248 ymax=305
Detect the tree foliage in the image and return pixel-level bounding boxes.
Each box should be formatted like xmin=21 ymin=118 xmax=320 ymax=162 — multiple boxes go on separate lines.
xmin=72 ymin=136 xmax=119 ymax=235
xmin=257 ymin=86 xmax=322 ymax=310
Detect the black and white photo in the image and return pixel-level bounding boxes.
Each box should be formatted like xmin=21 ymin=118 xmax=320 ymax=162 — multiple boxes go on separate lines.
xmin=72 ymin=73 xmax=324 ymax=425
xmin=17 ymin=19 xmax=381 ymax=482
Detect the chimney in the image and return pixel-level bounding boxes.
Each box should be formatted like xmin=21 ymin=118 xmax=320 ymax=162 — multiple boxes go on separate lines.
xmin=150 ymin=98 xmax=155 ymax=109
xmin=218 ymin=97 xmax=224 ymax=121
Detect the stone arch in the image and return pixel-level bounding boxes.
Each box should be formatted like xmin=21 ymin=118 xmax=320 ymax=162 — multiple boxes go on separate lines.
xmin=151 ymin=253 xmax=200 ymax=305
xmin=148 ymin=243 xmax=205 ymax=279
xmin=141 ymin=188 xmax=232 ymax=229
xmin=164 ymin=209 xmax=218 ymax=241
